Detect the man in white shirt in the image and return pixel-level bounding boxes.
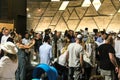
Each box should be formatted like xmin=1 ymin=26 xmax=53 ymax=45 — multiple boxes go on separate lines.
xmin=66 ymin=34 xmax=84 ymax=80
xmin=39 ymin=36 xmax=52 ymax=65
xmin=22 ymin=33 xmax=30 ymax=45
xmin=1 ymin=29 xmax=10 ymax=44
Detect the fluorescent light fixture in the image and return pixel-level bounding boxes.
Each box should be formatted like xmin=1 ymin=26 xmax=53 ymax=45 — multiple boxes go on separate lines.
xmin=51 ymin=0 xmax=60 ymax=1
xmin=82 ymin=0 xmax=91 ymax=7
xmin=59 ymin=1 xmax=69 ymax=10
xmin=92 ymin=0 xmax=101 ymax=11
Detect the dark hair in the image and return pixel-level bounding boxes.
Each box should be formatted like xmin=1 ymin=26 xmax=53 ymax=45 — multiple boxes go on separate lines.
xmin=100 ymin=31 xmax=105 ymax=35
xmin=85 ymin=27 xmax=88 ymax=31
xmin=43 ymin=36 xmax=50 ymax=42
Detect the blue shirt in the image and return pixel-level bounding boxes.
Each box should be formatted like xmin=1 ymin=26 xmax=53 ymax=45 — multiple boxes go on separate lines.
xmin=96 ymin=37 xmax=103 ymax=43
xmin=39 ymin=42 xmax=52 ymax=65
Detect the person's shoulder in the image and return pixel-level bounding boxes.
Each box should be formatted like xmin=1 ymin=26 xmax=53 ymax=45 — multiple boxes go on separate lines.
xmin=22 ymin=38 xmax=26 ymax=41
xmin=68 ymin=42 xmax=75 ymax=46
xmin=0 ymin=56 xmax=10 ymax=63
xmin=1 ymin=56 xmax=9 ymax=60
xmin=78 ymin=44 xmax=83 ymax=49
xmin=99 ymin=43 xmax=105 ymax=47
xmin=97 ymin=44 xmax=104 ymax=49
xmin=42 ymin=43 xmax=52 ymax=48
xmin=48 ymin=44 xmax=52 ymax=48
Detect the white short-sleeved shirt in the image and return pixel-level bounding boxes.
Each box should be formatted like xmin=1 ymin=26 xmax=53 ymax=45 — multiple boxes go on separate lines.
xmin=67 ymin=43 xmax=83 ymax=67
xmin=22 ymin=38 xmax=30 ymax=45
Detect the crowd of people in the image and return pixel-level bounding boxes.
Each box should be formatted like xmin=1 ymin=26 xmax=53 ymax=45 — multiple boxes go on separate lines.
xmin=0 ymin=27 xmax=120 ymax=80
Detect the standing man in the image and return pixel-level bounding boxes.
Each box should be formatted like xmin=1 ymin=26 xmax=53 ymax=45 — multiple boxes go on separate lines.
xmin=39 ymin=36 xmax=52 ymax=65
xmin=66 ymin=34 xmax=84 ymax=80
xmin=115 ymin=33 xmax=120 ymax=80
xmin=1 ymin=29 xmax=10 ymax=44
xmin=98 ymin=35 xmax=119 ymax=80
xmin=0 ymin=29 xmax=10 ymax=59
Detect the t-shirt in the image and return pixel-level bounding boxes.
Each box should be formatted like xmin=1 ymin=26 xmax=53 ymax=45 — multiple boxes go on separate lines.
xmin=98 ymin=44 xmax=115 ymax=70
xmin=67 ymin=43 xmax=83 ymax=67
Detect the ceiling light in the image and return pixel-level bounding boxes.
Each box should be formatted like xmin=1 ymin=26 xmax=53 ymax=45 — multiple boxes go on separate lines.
xmin=38 ymin=8 xmax=41 ymax=12
xmin=92 ymin=0 xmax=101 ymax=11
xmin=118 ymin=9 xmax=120 ymax=13
xmin=51 ymin=0 xmax=60 ymax=1
xmin=26 ymin=8 xmax=29 ymax=11
xmin=110 ymin=14 xmax=113 ymax=16
xmin=82 ymin=0 xmax=91 ymax=7
xmin=59 ymin=1 xmax=69 ymax=10
xmin=27 ymin=14 xmax=31 ymax=18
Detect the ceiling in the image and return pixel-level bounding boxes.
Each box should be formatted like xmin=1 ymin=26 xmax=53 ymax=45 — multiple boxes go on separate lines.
xmin=27 ymin=0 xmax=120 ymax=32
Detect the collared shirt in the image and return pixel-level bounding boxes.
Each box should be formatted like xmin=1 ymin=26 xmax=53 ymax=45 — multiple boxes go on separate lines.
xmin=96 ymin=37 xmax=103 ymax=43
xmin=39 ymin=42 xmax=52 ymax=65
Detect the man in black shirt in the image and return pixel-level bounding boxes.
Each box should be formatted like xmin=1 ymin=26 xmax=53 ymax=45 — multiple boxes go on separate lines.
xmin=98 ymin=35 xmax=118 ymax=80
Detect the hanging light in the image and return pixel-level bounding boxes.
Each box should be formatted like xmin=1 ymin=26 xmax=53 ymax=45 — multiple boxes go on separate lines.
xmin=92 ymin=0 xmax=101 ymax=11
xmin=82 ymin=0 xmax=91 ymax=7
xmin=59 ymin=1 xmax=69 ymax=10
xmin=38 ymin=2 xmax=41 ymax=12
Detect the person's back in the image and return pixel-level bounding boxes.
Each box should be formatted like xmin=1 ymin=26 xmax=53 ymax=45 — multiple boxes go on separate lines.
xmin=0 ymin=56 xmax=18 ymax=80
xmin=0 ymin=42 xmax=18 ymax=80
xmin=68 ymin=42 xmax=83 ymax=67
xmin=97 ymin=35 xmax=119 ymax=80
xmin=66 ymin=34 xmax=84 ymax=80
xmin=39 ymin=36 xmax=52 ymax=65
xmin=98 ymin=43 xmax=115 ymax=70
xmin=39 ymin=42 xmax=52 ymax=65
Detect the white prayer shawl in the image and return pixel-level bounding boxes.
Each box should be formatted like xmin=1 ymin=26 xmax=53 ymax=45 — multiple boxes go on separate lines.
xmin=115 ymin=39 xmax=120 ymax=58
